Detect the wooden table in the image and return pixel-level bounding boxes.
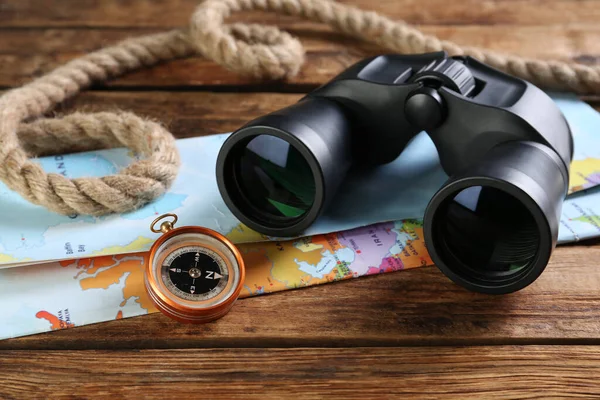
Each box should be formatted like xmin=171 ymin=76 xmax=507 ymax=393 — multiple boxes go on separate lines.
xmin=1 ymin=0 xmax=600 ymax=398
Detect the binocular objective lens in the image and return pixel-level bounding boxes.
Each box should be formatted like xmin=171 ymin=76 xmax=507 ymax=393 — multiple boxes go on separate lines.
xmin=235 ymin=135 xmax=316 ymax=220
xmin=435 ymin=185 xmax=540 ymax=278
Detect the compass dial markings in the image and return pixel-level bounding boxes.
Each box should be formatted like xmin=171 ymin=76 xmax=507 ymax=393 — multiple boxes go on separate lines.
xmin=160 ymin=245 xmax=229 ymax=301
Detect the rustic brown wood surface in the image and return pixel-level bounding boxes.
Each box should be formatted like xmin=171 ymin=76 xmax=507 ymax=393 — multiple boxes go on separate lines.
xmin=1 ymin=0 xmax=600 ymax=398
xmin=2 ymin=346 xmax=600 ymax=399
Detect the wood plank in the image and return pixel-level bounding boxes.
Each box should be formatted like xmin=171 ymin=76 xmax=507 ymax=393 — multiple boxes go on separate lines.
xmin=1 ymin=25 xmax=599 ymax=88
xmin=2 ymin=0 xmax=599 ymax=28
xmin=2 ymin=242 xmax=600 ymax=350
xmin=1 ymin=346 xmax=600 ymax=398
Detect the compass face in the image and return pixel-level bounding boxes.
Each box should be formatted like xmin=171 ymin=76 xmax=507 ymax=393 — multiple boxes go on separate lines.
xmin=161 ymin=246 xmax=229 ymax=301
xmin=149 ymin=231 xmax=242 ymax=313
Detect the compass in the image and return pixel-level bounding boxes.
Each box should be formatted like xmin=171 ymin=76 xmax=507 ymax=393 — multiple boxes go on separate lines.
xmin=145 ymin=214 xmax=245 ymax=323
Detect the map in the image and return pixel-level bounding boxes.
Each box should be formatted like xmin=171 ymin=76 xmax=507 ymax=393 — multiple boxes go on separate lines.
xmin=552 ymin=96 xmax=600 ymax=193
xmin=559 ymin=190 xmax=600 ymax=243
xmin=0 ymin=219 xmax=431 ymax=340
xmin=1 ymin=94 xmax=599 ymax=267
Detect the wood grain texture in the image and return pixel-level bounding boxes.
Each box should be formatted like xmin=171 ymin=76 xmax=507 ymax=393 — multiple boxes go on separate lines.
xmin=2 ymin=242 xmax=600 ymax=350
xmin=2 ymin=0 xmax=600 ymax=396
xmin=2 ymin=346 xmax=600 ymax=398
xmin=1 ymin=25 xmax=599 ymax=88
xmin=2 ymin=0 xmax=600 ymax=27
xmin=1 ymin=0 xmax=600 ymax=89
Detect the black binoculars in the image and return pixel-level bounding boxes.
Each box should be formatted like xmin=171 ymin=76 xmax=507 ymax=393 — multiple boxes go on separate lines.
xmin=216 ymin=52 xmax=573 ymax=294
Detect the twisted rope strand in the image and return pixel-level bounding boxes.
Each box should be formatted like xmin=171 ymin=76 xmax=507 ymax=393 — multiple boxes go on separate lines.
xmin=1 ymin=0 xmax=598 ymax=216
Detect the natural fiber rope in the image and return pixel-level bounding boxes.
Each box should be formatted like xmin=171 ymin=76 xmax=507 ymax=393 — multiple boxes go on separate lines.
xmin=1 ymin=0 xmax=598 ymax=216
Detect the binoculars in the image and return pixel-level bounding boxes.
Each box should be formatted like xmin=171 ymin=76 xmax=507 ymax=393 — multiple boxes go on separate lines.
xmin=216 ymin=52 xmax=573 ymax=294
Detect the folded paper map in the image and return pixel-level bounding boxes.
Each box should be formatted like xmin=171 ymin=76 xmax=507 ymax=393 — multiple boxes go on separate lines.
xmin=0 ymin=94 xmax=599 ymax=267
xmin=0 ymin=219 xmax=431 ymax=340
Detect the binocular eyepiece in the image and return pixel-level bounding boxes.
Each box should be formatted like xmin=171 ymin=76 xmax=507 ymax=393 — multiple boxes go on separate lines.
xmin=216 ymin=52 xmax=573 ymax=294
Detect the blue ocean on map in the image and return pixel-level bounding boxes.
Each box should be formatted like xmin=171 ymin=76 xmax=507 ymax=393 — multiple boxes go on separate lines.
xmin=0 ymin=94 xmax=599 ymax=265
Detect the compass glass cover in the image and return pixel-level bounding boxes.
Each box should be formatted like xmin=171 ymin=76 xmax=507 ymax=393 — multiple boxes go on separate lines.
xmin=151 ymin=232 xmax=242 ymax=309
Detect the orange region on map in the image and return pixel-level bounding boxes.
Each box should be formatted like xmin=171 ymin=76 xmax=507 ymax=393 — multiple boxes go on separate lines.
xmin=59 ymin=258 xmax=93 ymax=269
xmin=310 ymin=232 xmax=353 ymax=282
xmin=238 ymin=231 xmax=350 ymax=296
xmin=60 ymin=256 xmax=115 ymax=275
xmin=237 ymin=241 xmax=317 ymax=296
xmin=35 ymin=311 xmax=75 ymax=330
xmin=268 ymin=234 xmax=343 ymax=285
xmin=66 ymin=254 xmax=157 ymax=313
xmin=397 ymin=225 xmax=432 ymax=269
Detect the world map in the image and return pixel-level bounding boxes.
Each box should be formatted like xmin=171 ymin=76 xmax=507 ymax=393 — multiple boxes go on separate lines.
xmin=0 ymin=220 xmax=431 ymax=340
